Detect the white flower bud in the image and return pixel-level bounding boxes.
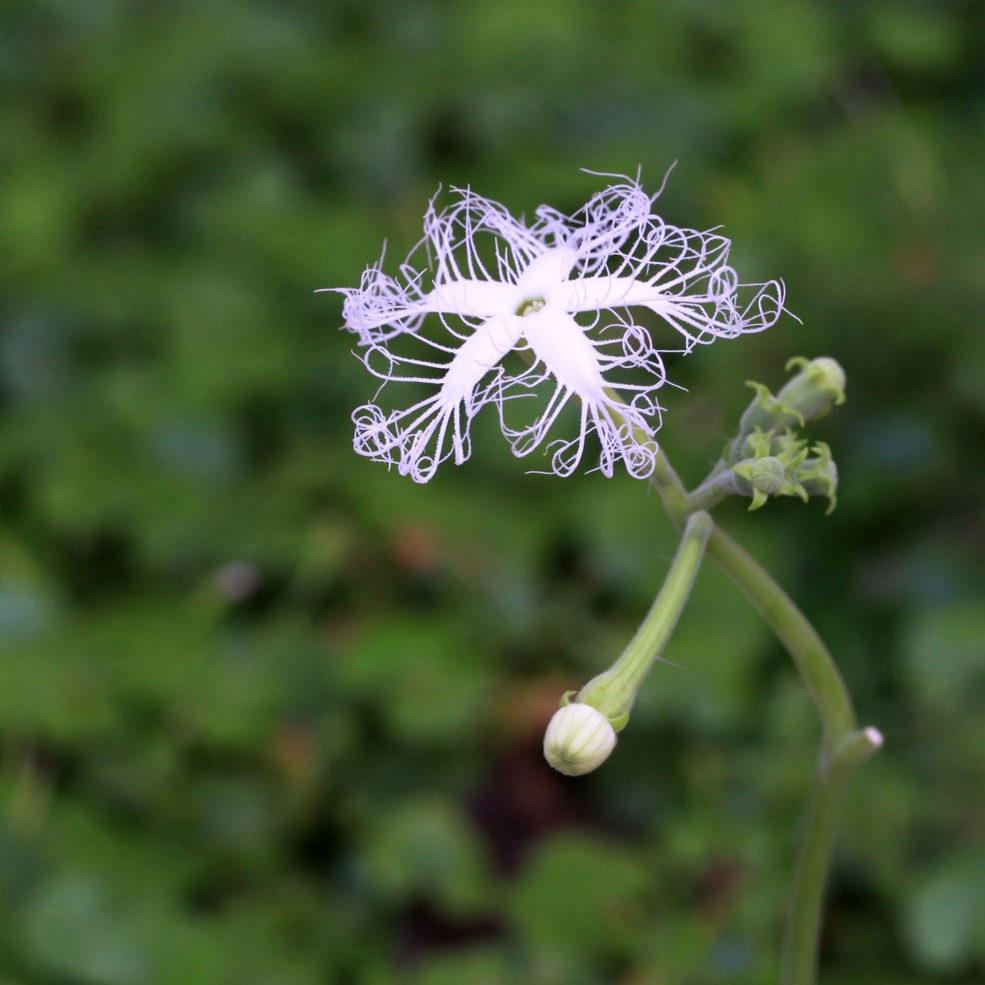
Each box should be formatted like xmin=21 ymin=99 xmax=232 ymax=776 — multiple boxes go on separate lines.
xmin=543 ymin=703 xmax=617 ymax=776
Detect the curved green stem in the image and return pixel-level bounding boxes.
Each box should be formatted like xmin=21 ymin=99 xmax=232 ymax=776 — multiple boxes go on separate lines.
xmin=682 ymin=475 xmax=735 ymax=514
xmin=637 ymin=442 xmax=856 ymax=742
xmin=781 ymin=756 xmax=851 ymax=983
xmin=703 ymin=525 xmax=856 ymax=745
xmin=634 ymin=438 xmax=875 ymax=985
xmin=604 ymin=399 xmax=877 ymax=983
xmin=577 ymin=511 xmax=712 ymax=729
xmin=704 ymin=524 xmax=882 ymax=985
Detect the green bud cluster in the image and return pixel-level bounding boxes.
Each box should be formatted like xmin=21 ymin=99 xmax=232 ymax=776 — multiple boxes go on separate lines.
xmin=731 ymin=431 xmax=838 ymax=513
xmin=692 ymin=356 xmax=844 ymax=514
xmin=726 ymin=356 xmax=846 ymax=466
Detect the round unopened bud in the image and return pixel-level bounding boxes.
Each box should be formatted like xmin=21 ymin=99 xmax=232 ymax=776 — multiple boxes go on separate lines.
xmin=748 ymin=455 xmax=787 ymax=494
xmin=543 ymin=703 xmax=617 ymax=776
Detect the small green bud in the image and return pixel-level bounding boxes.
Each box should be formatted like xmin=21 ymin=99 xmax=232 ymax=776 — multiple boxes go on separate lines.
xmin=747 ymin=455 xmax=786 ymax=495
xmin=730 ymin=385 xmax=804 ymax=461
xmin=733 ymin=443 xmax=791 ymax=488
xmin=771 ymin=430 xmax=809 ymax=461
xmin=543 ymin=702 xmax=617 ymax=776
xmin=735 ymin=427 xmax=774 ymax=462
xmin=777 ymin=356 xmax=846 ymax=423
xmin=731 ymin=454 xmax=788 ymax=510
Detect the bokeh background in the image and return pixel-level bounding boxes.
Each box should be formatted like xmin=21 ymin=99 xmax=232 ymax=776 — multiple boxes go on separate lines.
xmin=2 ymin=1 xmax=983 ymax=983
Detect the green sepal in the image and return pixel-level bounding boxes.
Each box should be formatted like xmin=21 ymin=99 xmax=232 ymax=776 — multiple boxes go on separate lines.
xmin=607 ymin=711 xmax=630 ymax=733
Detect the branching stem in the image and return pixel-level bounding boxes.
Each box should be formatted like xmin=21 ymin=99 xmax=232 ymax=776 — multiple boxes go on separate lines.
xmin=624 ymin=428 xmax=877 ymax=985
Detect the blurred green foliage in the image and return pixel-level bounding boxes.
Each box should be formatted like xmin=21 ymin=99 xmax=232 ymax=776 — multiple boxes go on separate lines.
xmin=1 ymin=0 xmax=984 ymax=982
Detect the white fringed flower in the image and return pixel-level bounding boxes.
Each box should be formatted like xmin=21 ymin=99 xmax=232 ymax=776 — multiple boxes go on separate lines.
xmin=327 ymin=173 xmax=785 ymax=482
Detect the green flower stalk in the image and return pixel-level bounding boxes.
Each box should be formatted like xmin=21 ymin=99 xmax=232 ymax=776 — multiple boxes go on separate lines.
xmin=544 ymin=511 xmax=712 ymax=775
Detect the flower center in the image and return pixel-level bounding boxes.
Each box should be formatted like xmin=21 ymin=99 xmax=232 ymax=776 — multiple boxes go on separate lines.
xmin=516 ymin=297 xmax=546 ymax=317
